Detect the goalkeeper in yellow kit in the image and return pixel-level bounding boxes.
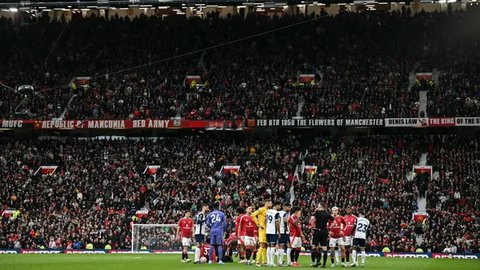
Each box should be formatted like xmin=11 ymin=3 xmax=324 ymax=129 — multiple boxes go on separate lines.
xmin=251 ymin=199 xmax=272 ymax=266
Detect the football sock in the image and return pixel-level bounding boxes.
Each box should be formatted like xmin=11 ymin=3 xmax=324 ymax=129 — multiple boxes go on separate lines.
xmin=262 ymin=247 xmax=267 ymax=264
xmin=209 ymin=246 xmax=214 ymax=262
xmin=290 ymin=249 xmax=296 ymax=262
xmin=315 ymin=249 xmax=322 ymax=263
xmin=217 ymin=246 xmax=223 ymax=262
xmin=246 ymin=249 xmax=252 ymax=260
xmin=195 ymin=247 xmax=200 ymax=262
xmin=278 ymin=248 xmax=284 ymax=264
xmin=323 ymin=251 xmax=328 ymax=265
xmin=295 ymin=249 xmax=300 ymax=262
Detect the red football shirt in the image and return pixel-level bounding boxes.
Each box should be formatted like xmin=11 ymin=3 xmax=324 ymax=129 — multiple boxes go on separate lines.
xmin=235 ymin=214 xmax=244 ymax=236
xmin=328 ymin=215 xmax=346 ymax=238
xmin=178 ymin=217 xmax=194 ymax=238
xmin=343 ymin=215 xmax=357 ymax=237
xmin=288 ymin=215 xmax=302 ymax=237
xmin=239 ymin=215 xmax=256 ymax=237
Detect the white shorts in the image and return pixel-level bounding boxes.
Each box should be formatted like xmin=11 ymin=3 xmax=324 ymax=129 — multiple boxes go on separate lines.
xmin=239 ymin=236 xmax=245 ymax=245
xmin=244 ymin=236 xmax=256 ymax=246
xmin=182 ymin=237 xmax=192 ymax=247
xmin=329 ymin=237 xmax=345 ymax=248
xmin=343 ymin=236 xmax=353 ymax=246
xmin=290 ymin=236 xmax=302 ymax=249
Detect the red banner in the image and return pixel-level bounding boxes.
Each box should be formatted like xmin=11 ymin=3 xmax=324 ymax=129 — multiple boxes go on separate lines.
xmin=428 ymin=118 xmax=455 ymax=127
xmin=298 ymin=74 xmax=315 ymax=84
xmin=413 ymin=212 xmax=428 ymax=223
xmin=416 ymin=72 xmax=433 ymax=81
xmin=0 ymin=119 xmax=252 ymax=130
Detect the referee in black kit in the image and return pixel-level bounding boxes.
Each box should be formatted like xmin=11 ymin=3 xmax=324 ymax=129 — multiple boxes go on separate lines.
xmin=311 ymin=203 xmax=334 ymax=268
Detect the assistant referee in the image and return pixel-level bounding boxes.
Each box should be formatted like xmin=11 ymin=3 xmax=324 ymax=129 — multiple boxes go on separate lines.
xmin=312 ymin=203 xmax=334 ymax=268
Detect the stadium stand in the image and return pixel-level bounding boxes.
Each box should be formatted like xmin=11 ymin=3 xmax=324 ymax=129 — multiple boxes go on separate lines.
xmin=0 ymin=7 xmax=479 ymax=258
xmin=0 ymin=136 xmax=478 ymax=253
xmin=0 ymin=11 xmax=479 ymax=120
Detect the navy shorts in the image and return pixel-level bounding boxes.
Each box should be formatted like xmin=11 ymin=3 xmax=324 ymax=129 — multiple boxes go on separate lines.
xmin=266 ymin=234 xmax=278 ymax=245
xmin=353 ymin=238 xmax=366 ymax=247
xmin=195 ymin=234 xmax=205 ymax=244
xmin=279 ymin=234 xmax=289 ymax=245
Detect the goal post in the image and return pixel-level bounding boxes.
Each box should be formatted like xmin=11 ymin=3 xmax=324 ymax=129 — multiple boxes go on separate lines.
xmin=131 ymin=224 xmax=178 ymax=252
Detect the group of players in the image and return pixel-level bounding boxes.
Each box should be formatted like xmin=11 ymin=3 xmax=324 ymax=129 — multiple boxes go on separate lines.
xmin=176 ymin=200 xmax=370 ymax=267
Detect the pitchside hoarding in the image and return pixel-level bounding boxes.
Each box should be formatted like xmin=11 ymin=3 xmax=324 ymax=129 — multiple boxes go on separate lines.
xmin=0 ymin=250 xmax=478 ymax=259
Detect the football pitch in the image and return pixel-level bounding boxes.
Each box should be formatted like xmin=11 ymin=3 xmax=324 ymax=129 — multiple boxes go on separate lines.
xmin=1 ymin=254 xmax=479 ymax=270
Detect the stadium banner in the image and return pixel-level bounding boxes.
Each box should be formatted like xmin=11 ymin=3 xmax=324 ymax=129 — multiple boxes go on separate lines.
xmin=428 ymin=117 xmax=456 ymax=127
xmin=384 ymin=252 xmax=430 ymax=258
xmin=74 ymin=77 xmax=91 ymax=86
xmin=302 ymin=165 xmax=317 ymax=174
xmin=64 ymin=250 xmax=106 ymax=254
xmin=20 ymin=249 xmax=62 ymax=254
xmin=256 ymin=118 xmax=384 ymax=127
xmin=412 ymin=211 xmax=429 ymax=222
xmin=144 ymin=165 xmax=161 ymax=175
xmin=385 ymin=118 xmax=428 ymax=127
xmin=34 ymin=166 xmax=58 ymax=175
xmin=0 ymin=250 xmax=18 ymax=254
xmin=298 ymin=74 xmax=315 ymax=85
xmin=205 ymin=119 xmax=245 ymax=130
xmin=26 ymin=119 xmax=248 ymax=130
xmin=0 ymin=120 xmax=24 ymax=128
xmin=4 ymin=118 xmax=480 ymax=130
xmin=431 ymin=253 xmax=479 ymax=259
xmin=109 ymin=250 xmax=152 ymax=254
xmin=220 ymin=165 xmax=240 ymax=175
xmin=135 ymin=208 xmax=149 ymax=218
xmin=415 ymin=72 xmax=433 ymax=81
xmin=413 ymin=166 xmax=432 ymax=174
xmin=185 ymin=75 xmax=202 ymax=88
xmin=455 ymin=117 xmax=480 ymax=126
xmin=0 ymin=249 xmax=479 ymax=259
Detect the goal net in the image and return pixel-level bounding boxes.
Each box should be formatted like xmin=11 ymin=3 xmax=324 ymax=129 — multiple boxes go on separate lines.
xmin=131 ymin=224 xmax=179 ymax=252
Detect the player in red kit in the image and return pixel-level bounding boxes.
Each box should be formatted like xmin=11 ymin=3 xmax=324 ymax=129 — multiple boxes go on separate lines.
xmin=288 ymin=206 xmax=305 ymax=267
xmin=238 ymin=206 xmax=257 ymax=265
xmin=177 ymin=210 xmax=194 ymax=263
xmin=328 ymin=206 xmax=347 ymax=267
xmin=235 ymin=207 xmax=246 ymax=263
xmin=343 ymin=206 xmax=357 ymax=265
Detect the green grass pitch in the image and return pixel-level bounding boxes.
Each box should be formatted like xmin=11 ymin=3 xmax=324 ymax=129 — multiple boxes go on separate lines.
xmin=0 ymin=254 xmax=479 ymax=270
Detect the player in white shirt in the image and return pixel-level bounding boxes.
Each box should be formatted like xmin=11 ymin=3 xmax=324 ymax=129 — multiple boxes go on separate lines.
xmin=277 ymin=203 xmax=291 ymax=266
xmin=194 ymin=204 xmax=209 ymax=264
xmin=265 ymin=202 xmax=282 ymax=267
xmin=351 ymin=209 xmax=370 ymax=267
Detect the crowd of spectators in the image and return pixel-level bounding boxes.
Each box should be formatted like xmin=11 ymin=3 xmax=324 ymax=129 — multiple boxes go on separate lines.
xmin=0 ymin=10 xmax=479 ymax=120
xmin=423 ymin=135 xmax=480 ymax=253
xmin=1 ymin=135 xmax=478 ymax=253
xmin=427 ymin=71 xmax=480 ymax=117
